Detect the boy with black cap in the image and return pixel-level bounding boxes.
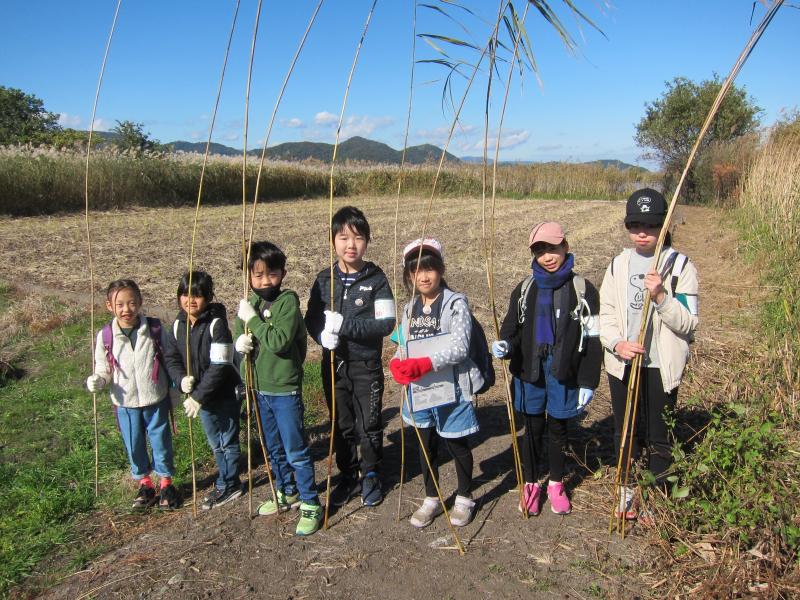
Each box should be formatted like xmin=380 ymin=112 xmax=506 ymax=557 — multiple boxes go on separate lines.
xmin=599 ymin=188 xmax=699 ymax=523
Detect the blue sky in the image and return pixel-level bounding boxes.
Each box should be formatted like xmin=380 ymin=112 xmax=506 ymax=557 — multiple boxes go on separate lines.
xmin=2 ymin=1 xmax=798 ymax=166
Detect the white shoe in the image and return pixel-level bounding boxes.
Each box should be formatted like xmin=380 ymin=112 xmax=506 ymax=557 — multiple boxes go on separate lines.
xmin=449 ymin=495 xmax=476 ymax=527
xmin=409 ymin=496 xmax=443 ymax=528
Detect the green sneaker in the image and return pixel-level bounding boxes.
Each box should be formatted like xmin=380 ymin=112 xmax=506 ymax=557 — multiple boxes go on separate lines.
xmin=257 ymin=490 xmax=300 ymax=516
xmin=295 ymin=502 xmax=323 ymax=536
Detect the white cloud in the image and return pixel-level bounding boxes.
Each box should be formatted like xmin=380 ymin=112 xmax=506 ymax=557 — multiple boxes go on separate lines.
xmin=221 ymin=131 xmax=240 ymax=142
xmin=91 ymin=118 xmax=112 ymax=131
xmin=314 ymin=111 xmax=338 ymax=125
xmin=497 ymin=130 xmax=530 ymax=149
xmin=282 ymin=117 xmax=305 ymax=128
xmin=58 ymin=113 xmax=81 ymax=128
xmin=340 ymin=115 xmax=394 ymax=138
xmin=454 ymin=128 xmax=531 ymax=152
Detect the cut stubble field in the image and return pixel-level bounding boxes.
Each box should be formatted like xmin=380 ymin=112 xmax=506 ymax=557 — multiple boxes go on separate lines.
xmin=2 ymin=196 xmax=737 ymax=599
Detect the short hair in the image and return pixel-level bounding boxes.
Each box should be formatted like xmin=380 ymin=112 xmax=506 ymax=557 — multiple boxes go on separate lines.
xmin=106 ymin=279 xmax=142 ymax=303
xmin=332 ymin=206 xmax=370 ymax=242
xmin=403 ymin=249 xmax=447 ymax=294
xmin=177 ymin=271 xmax=214 ymax=303
xmin=247 ymin=241 xmax=287 ymax=272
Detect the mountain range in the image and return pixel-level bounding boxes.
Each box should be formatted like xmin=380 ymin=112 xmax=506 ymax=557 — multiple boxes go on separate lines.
xmin=166 ymin=136 xmax=460 ymax=165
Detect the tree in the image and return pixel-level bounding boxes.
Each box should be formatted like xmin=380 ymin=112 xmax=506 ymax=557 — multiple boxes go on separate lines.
xmin=0 ymin=86 xmax=60 ymax=144
xmin=111 ymin=120 xmax=161 ymax=156
xmin=635 ymin=76 xmax=761 ymax=199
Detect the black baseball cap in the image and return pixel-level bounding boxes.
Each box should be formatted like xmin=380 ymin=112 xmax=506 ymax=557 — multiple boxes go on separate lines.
xmin=625 ymin=188 xmax=667 ymax=226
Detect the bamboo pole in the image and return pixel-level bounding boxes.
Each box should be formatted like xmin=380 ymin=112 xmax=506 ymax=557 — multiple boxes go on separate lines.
xmin=84 ymin=0 xmax=123 ymax=498
xmin=483 ymin=0 xmax=529 ymax=519
xmin=610 ymin=0 xmax=784 ymax=537
xmin=184 ymin=0 xmax=242 ymax=519
xmin=323 ymin=0 xmax=379 ymax=531
xmin=394 ymin=0 xmax=418 ymax=523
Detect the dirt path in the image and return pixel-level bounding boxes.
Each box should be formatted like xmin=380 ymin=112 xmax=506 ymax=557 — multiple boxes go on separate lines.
xmin=11 ymin=202 xmax=756 ymax=599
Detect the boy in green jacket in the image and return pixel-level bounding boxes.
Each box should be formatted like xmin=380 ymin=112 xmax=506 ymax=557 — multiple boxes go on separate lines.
xmin=234 ymin=241 xmax=321 ymax=536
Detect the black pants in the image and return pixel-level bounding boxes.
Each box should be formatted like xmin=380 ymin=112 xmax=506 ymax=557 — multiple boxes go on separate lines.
xmin=322 ymin=357 xmax=384 ymax=479
xmin=417 ymin=427 xmax=473 ymax=497
xmin=517 ymin=412 xmax=568 ymax=483
xmin=609 ymin=366 xmax=677 ymax=485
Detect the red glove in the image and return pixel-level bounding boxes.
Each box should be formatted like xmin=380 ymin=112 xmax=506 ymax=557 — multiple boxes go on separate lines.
xmin=403 ymin=356 xmax=433 ymax=382
xmin=389 ymin=359 xmax=412 ymax=385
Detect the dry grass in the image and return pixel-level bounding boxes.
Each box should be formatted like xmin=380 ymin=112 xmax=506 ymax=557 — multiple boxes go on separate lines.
xmin=0 ymin=196 xmax=628 ymax=328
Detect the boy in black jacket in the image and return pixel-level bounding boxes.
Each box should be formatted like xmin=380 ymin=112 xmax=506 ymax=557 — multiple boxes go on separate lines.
xmin=164 ymin=271 xmax=243 ymax=510
xmin=494 ymin=222 xmax=602 ymax=516
xmin=305 ymin=206 xmax=395 ymax=507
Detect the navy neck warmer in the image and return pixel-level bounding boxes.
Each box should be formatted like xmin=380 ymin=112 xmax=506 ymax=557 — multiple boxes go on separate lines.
xmin=531 ymin=253 xmax=574 ymax=350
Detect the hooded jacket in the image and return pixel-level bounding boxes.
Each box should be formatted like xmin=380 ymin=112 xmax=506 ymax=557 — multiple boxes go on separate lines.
xmin=305 ymin=262 xmax=395 ymax=362
xmin=599 ymin=247 xmax=699 ymax=392
xmin=163 ymin=302 xmax=239 ymax=407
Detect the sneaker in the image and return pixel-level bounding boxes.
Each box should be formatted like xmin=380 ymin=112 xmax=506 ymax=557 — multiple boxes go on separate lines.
xmin=547 ymin=481 xmax=572 ymax=515
xmin=132 ymin=484 xmax=157 ymax=510
xmin=158 ymin=484 xmax=179 ymax=510
xmin=637 ymin=509 xmax=655 ymax=528
xmin=257 ymin=489 xmax=301 ymax=516
xmin=614 ymin=486 xmax=638 ymax=520
xmin=201 ymin=485 xmax=243 ymax=511
xmin=329 ymin=476 xmax=361 ymax=507
xmin=518 ymin=482 xmax=542 ymax=516
xmin=409 ymin=496 xmax=443 ymax=528
xmin=449 ymin=495 xmax=476 ymax=527
xmin=361 ymin=472 xmax=383 ymax=507
xmin=295 ymin=502 xmax=323 ymax=536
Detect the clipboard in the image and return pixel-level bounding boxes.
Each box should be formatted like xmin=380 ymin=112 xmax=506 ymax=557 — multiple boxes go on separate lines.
xmin=406 ymin=333 xmax=457 ymax=411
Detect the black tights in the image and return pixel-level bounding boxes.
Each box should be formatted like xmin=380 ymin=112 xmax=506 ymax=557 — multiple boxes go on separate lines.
xmin=517 ymin=412 xmax=568 ymax=483
xmin=417 ymin=428 xmax=473 ymax=497
xmin=608 ymin=366 xmax=677 ymax=485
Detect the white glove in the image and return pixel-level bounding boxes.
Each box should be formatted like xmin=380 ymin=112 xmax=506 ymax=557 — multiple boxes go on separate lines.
xmin=180 ymin=375 xmax=195 ymax=394
xmin=324 ymin=310 xmax=344 ymax=334
xmin=235 ymin=333 xmax=254 ymax=354
xmin=183 ymin=396 xmax=202 ymax=418
xmin=577 ymin=388 xmax=594 ymax=411
xmin=86 ymin=374 xmax=106 ymax=393
xmin=491 ymin=340 xmax=510 ymax=359
xmin=238 ymin=299 xmax=258 ymax=324
xmin=320 ymin=330 xmax=339 ymax=350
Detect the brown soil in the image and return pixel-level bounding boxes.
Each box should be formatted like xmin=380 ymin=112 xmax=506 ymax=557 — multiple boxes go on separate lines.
xmin=3 ymin=200 xmax=757 ymax=599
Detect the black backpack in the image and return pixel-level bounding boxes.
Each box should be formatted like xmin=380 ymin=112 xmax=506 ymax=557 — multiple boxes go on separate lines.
xmin=442 ymin=293 xmax=495 ymax=395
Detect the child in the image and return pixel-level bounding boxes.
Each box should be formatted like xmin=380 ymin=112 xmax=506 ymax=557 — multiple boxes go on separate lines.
xmin=86 ymin=279 xmax=179 ymax=510
xmin=163 ymin=271 xmax=242 ymax=510
xmin=234 ymin=241 xmax=322 ymax=536
xmin=389 ymin=238 xmax=481 ymax=528
xmin=305 ymin=206 xmax=395 ymax=507
xmin=599 ymin=188 xmax=698 ymax=520
xmin=494 ymin=222 xmax=602 ymax=516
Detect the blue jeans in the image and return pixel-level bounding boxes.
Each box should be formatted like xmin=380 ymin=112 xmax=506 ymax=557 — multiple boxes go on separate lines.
xmin=116 ymin=397 xmax=175 ymax=479
xmin=199 ymin=400 xmax=241 ymax=491
xmin=256 ymin=391 xmax=318 ymax=503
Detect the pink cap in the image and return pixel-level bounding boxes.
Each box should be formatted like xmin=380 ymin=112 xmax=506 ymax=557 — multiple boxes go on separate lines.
xmin=403 ymin=237 xmax=444 ymax=262
xmin=528 ymin=221 xmax=565 ymax=247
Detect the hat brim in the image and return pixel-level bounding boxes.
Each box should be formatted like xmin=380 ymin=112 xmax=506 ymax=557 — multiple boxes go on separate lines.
xmin=625 ymin=213 xmax=665 ymax=226
xmin=403 ymin=244 xmax=442 ymax=261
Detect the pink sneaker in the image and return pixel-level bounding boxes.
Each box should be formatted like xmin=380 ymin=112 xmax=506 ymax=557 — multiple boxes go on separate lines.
xmin=547 ymin=481 xmax=572 ymax=515
xmin=518 ymin=482 xmax=541 ymax=516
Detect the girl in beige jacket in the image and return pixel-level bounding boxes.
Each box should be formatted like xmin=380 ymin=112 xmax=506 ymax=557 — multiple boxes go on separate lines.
xmin=599 ymin=189 xmax=699 ymax=521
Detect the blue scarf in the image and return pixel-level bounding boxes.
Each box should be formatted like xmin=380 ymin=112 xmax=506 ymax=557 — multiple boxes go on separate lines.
xmin=532 ymin=253 xmax=574 ymax=351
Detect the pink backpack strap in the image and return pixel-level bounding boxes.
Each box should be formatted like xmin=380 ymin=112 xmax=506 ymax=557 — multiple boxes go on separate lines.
xmin=146 ymin=317 xmax=164 ymax=384
xmin=101 ymin=321 xmax=119 ymax=374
